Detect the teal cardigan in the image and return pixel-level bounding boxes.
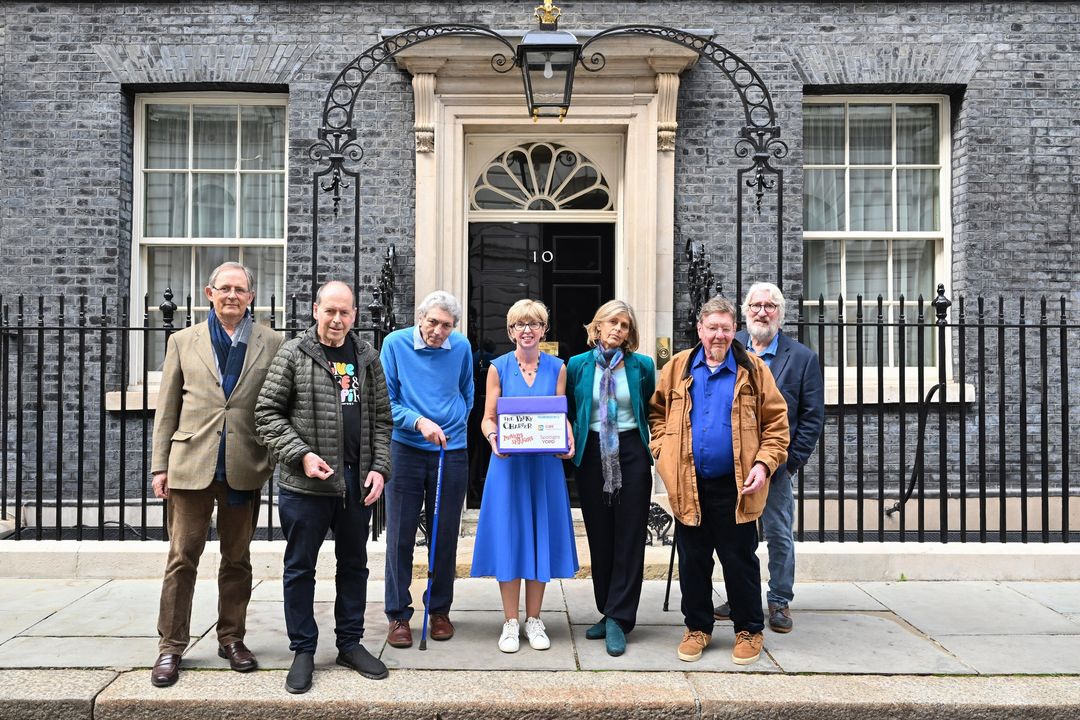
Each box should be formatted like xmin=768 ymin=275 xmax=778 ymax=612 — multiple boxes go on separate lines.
xmin=565 ymin=349 xmax=656 ymax=468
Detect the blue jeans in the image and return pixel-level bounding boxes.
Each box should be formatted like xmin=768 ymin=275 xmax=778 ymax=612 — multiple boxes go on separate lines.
xmin=760 ymin=466 xmax=795 ymax=606
xmin=278 ymin=464 xmax=371 ymax=654
xmin=384 ymin=441 xmax=468 ymax=621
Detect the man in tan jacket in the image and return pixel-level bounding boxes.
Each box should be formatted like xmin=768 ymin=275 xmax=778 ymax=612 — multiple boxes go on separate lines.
xmin=149 ymin=262 xmax=282 ymax=687
xmin=648 ymin=296 xmax=788 ymax=666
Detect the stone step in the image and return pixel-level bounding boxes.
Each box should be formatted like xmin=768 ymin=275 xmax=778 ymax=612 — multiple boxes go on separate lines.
xmin=4 ymin=669 xmax=1078 ymax=720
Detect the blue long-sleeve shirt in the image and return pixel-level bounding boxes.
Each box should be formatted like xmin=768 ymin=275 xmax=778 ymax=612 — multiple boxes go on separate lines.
xmin=380 ymin=326 xmax=474 ymax=451
xmin=688 ymin=345 xmax=737 ymax=479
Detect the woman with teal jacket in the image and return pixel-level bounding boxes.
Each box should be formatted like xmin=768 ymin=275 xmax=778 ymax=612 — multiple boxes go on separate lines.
xmin=566 ymin=300 xmax=656 ymax=657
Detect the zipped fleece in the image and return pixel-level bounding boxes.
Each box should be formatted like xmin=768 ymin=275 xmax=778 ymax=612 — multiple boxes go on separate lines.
xmin=255 ymin=327 xmax=392 ymax=497
xmin=648 ymin=341 xmax=789 ymax=526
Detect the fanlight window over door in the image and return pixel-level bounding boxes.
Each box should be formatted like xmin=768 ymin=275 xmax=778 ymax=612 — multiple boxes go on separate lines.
xmin=471 ymin=142 xmax=612 ymax=211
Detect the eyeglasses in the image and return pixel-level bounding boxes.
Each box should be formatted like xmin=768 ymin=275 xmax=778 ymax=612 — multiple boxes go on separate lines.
xmin=749 ymin=303 xmax=778 ymax=314
xmin=511 ymin=321 xmax=544 ymax=332
xmin=211 ymin=285 xmax=251 ymax=297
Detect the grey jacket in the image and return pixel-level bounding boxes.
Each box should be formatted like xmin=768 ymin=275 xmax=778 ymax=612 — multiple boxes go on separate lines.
xmin=255 ymin=327 xmax=392 ymax=497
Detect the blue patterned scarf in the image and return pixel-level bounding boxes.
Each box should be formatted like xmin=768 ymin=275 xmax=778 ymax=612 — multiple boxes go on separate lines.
xmin=209 ymin=307 xmax=253 ymax=505
xmin=594 ymin=345 xmax=624 ymax=504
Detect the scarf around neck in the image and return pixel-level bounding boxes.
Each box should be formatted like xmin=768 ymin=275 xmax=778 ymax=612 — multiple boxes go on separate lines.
xmin=208 ymin=307 xmax=254 ymax=505
xmin=594 ymin=344 xmax=624 ymax=504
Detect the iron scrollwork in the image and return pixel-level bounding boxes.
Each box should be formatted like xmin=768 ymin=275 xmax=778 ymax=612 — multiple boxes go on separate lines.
xmin=647 ymin=502 xmax=674 ymax=546
xmin=685 ymin=237 xmax=717 ymax=339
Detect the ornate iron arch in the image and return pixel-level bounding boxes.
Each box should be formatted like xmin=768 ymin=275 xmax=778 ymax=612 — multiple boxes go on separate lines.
xmin=580 ymin=25 xmax=789 ymax=302
xmin=306 ymin=24 xmax=518 ymax=302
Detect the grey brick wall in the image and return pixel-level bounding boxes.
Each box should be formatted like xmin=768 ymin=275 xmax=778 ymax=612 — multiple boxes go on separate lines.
xmin=1 ymin=2 xmax=1078 ymax=531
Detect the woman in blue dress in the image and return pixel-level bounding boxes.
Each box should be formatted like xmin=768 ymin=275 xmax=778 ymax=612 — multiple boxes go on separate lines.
xmin=471 ymin=299 xmax=578 ymax=653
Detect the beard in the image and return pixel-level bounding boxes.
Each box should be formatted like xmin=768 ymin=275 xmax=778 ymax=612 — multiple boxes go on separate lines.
xmin=748 ymin=318 xmax=779 ymax=345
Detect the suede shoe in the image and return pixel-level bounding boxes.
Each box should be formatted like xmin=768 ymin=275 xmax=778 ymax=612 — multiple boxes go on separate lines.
xmin=429 ymin=613 xmax=454 ymax=641
xmin=713 ymin=601 xmax=731 ymax=620
xmin=604 ymin=617 xmax=626 ymax=657
xmin=584 ymin=618 xmax=606 ymax=640
xmin=150 ymin=653 xmax=181 ymax=687
xmin=387 ymin=619 xmax=413 ymax=648
xmin=337 ymin=645 xmax=388 ymax=680
xmin=677 ymin=629 xmax=711 ymax=662
xmin=285 ymin=651 xmax=314 ymax=694
xmin=732 ymin=630 xmax=764 ymax=665
xmin=768 ymin=603 xmax=793 ymax=633
xmin=217 ymin=640 xmax=258 ymax=672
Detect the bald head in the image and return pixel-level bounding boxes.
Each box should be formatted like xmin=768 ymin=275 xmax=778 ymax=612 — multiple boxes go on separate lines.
xmin=313 ymin=281 xmax=356 ymax=347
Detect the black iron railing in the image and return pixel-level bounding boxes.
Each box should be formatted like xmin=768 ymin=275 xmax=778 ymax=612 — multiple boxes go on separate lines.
xmin=1 ymin=284 xmax=1076 ymax=542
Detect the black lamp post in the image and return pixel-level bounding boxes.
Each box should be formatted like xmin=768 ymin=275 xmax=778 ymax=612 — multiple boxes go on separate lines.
xmin=516 ymin=1 xmax=581 ymax=121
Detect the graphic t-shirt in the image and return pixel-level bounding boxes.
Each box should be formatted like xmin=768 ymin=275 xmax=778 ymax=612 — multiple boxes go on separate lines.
xmin=322 ymin=336 xmax=362 ymax=465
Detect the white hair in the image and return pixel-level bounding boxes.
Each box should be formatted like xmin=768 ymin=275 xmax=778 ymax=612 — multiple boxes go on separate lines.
xmin=415 ymin=290 xmax=461 ymax=326
xmin=741 ymin=281 xmax=786 ymax=326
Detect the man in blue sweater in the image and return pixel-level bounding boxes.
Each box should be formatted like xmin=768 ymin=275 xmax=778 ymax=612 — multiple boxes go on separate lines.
xmin=380 ymin=290 xmax=474 ymax=648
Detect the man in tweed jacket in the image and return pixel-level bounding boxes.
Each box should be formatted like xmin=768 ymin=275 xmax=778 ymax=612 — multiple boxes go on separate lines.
xmin=255 ymin=281 xmax=392 ymax=693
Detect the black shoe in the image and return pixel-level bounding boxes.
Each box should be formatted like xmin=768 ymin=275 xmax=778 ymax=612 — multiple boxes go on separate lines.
xmin=336 ymin=645 xmax=388 ymax=680
xmin=768 ymin=603 xmax=793 ymax=633
xmin=285 ymin=651 xmax=314 ymax=694
xmin=713 ymin=601 xmax=731 ymax=620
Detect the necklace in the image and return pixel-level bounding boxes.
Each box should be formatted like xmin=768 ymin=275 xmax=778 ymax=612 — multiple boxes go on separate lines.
xmin=517 ymin=354 xmax=539 ymax=377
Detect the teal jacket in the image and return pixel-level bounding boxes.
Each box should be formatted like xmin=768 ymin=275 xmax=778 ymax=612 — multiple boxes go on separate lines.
xmin=565 ymin=349 xmax=656 ymax=467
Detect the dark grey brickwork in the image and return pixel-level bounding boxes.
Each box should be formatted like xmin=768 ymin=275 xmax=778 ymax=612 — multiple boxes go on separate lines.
xmin=1 ymin=2 xmax=1078 ymax=532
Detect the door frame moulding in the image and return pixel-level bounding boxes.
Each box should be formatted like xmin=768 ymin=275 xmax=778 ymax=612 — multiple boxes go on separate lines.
xmin=394 ymin=35 xmax=699 ymax=364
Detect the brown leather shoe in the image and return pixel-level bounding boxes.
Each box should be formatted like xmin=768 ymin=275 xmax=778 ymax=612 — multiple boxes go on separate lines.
xmin=429 ymin=613 xmax=454 ymax=641
xmin=151 ymin=653 xmax=181 ymax=687
xmin=387 ymin=619 xmax=413 ymax=648
xmin=217 ymin=640 xmax=258 ymax=672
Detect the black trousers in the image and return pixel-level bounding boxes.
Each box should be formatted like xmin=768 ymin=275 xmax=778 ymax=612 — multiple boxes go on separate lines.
xmin=675 ymin=473 xmax=764 ymax=635
xmin=578 ymin=429 xmax=652 ymax=633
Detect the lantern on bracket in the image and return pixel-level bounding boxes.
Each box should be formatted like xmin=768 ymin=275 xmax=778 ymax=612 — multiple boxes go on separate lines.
xmin=515 ymin=1 xmax=582 ymax=121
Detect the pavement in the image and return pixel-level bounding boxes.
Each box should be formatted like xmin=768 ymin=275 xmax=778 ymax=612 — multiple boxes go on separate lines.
xmin=2 ymin=569 xmax=1080 ymax=719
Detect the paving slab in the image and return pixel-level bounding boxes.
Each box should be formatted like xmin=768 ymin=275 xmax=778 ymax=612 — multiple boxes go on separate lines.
xmin=249 ymin=579 xmax=386 ymax=604
xmin=690 ymin=674 xmax=1080 ymax=720
xmin=858 ymin=580 xmax=1080 ymax=636
xmin=94 ymin=668 xmax=698 ymax=720
xmin=0 ymin=669 xmax=116 ymax=720
xmin=182 ymin=601 xmax=388 ymax=670
xmin=572 ymin=623 xmax=778 ymax=672
xmin=22 ymin=579 xmax=218 ymax=638
xmin=762 ymin=612 xmax=973 ymax=674
xmin=1005 ymin=581 xmax=1080 ymax=613
xmin=933 ymin=633 xmax=1080 ymax=674
xmin=0 ymin=578 xmax=107 ymax=615
xmin=786 ymin=582 xmax=887 ymax=611
xmin=380 ymin=610 xmax=577 ymax=671
xmin=0 ymin=635 xmax=161 ymax=669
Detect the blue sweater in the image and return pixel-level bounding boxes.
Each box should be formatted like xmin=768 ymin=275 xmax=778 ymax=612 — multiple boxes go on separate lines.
xmin=380 ymin=326 xmax=474 ymax=451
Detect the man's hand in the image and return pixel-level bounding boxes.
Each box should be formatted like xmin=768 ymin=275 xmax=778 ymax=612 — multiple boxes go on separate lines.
xmin=741 ymin=462 xmax=769 ymax=495
xmin=302 ymin=452 xmax=334 ymax=480
xmin=152 ymin=471 xmax=169 ymax=499
xmin=416 ymin=417 xmax=447 ymax=448
xmin=363 ymin=471 xmax=385 ymax=506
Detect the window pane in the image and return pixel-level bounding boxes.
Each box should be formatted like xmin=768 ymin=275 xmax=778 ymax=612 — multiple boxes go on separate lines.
xmin=849 ymin=169 xmax=892 ymax=231
xmin=897 ymin=169 xmax=939 ymax=231
xmin=849 ymin=105 xmax=891 ymax=165
xmin=894 ymin=239 xmax=936 ymax=301
xmin=195 ymin=246 xmax=240 ymax=290
xmin=844 ymin=239 xmax=889 ymax=299
xmin=146 ymin=246 xmax=192 ymax=307
xmin=193 ymin=105 xmax=237 ymax=170
xmin=240 ymin=174 xmax=285 ymax=238
xmin=241 ymin=246 xmax=284 ymax=307
xmin=144 ymin=173 xmax=187 ymax=237
xmin=803 ymin=305 xmax=840 ymax=367
xmin=804 ymin=169 xmax=845 ymax=231
xmin=846 ymin=299 xmax=885 ymax=367
xmin=145 ymin=104 xmax=188 ymax=169
xmin=803 ymin=239 xmax=841 ymax=301
xmin=804 ymin=104 xmax=844 ymax=164
xmin=191 ymin=174 xmax=236 ymax=238
xmin=897 ymin=104 xmax=938 ymax=165
xmin=240 ymin=105 xmax=286 ymax=170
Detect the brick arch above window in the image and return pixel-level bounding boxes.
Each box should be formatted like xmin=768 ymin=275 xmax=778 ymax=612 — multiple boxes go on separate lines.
xmin=786 ymin=43 xmax=984 ymax=86
xmin=94 ymin=43 xmax=317 ymax=85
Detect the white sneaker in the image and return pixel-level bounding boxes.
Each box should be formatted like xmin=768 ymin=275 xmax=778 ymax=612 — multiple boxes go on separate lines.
xmin=498 ymin=619 xmax=520 ymax=653
xmin=524 ymin=616 xmax=550 ymax=650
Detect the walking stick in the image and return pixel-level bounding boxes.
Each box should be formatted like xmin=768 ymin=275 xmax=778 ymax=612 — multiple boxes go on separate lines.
xmin=419 ymin=444 xmax=446 ymax=651
xmin=663 ymin=537 xmax=677 ymax=612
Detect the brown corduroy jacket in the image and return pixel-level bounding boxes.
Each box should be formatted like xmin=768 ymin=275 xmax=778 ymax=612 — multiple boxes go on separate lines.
xmin=647 ymin=342 xmax=789 ymax=526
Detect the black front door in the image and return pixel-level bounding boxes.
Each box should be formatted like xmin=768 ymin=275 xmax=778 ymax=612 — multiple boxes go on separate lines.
xmin=466 ymin=222 xmax=615 ymax=507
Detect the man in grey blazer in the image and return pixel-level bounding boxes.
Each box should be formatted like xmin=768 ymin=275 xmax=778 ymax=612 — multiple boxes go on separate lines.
xmin=714 ymin=282 xmax=824 ymax=633
xmin=149 ymin=262 xmax=282 ymax=687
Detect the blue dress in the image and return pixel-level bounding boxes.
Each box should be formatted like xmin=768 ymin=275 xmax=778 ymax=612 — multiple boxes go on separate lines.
xmin=471 ymin=352 xmax=580 ymax=582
